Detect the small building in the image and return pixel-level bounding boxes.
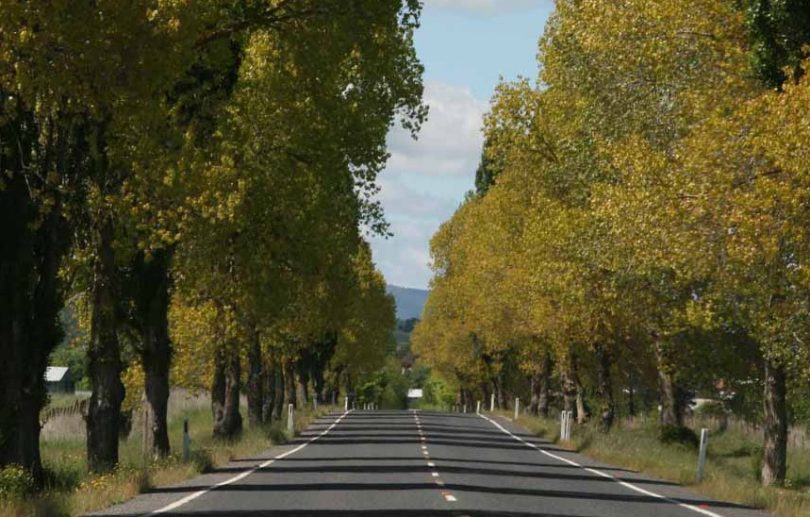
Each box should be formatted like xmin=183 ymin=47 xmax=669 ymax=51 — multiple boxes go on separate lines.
xmin=45 ymin=366 xmax=74 ymax=394
xmin=407 ymin=388 xmax=423 ymax=400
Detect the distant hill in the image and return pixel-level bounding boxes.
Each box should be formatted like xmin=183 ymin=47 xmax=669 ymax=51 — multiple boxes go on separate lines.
xmin=386 ymin=284 xmax=429 ymax=320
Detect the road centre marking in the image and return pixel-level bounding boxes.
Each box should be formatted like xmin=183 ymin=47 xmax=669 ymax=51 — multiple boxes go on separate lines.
xmin=478 ymin=414 xmax=725 ymax=517
xmin=150 ymin=411 xmax=351 ymax=514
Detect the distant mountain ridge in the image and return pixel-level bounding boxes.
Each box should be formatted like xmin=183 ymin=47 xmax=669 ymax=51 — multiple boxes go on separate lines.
xmin=386 ymin=284 xmax=429 ymax=320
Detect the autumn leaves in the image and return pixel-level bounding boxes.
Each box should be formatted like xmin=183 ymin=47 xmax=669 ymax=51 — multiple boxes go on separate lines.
xmin=413 ymin=0 xmax=810 ymax=487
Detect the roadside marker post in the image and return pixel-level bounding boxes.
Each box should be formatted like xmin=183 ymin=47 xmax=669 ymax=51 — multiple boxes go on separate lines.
xmin=463 ymin=403 xmax=467 ymax=413
xmin=476 ymin=401 xmax=481 ymax=414
xmin=560 ymin=410 xmax=573 ymax=441
xmin=287 ymin=403 xmax=295 ymax=435
xmin=514 ymin=398 xmax=520 ymax=420
xmin=344 ymin=396 xmax=349 ymax=411
xmin=182 ymin=417 xmax=190 ymax=463
xmin=696 ymin=428 xmax=709 ymax=482
xmin=490 ymin=393 xmax=495 ymax=412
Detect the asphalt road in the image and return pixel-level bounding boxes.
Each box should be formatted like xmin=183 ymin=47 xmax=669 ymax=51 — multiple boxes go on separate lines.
xmin=91 ymin=410 xmax=770 ymax=517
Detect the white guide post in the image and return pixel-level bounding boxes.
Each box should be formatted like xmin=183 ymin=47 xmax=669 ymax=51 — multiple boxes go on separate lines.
xmin=476 ymin=400 xmax=481 ymax=414
xmin=463 ymin=403 xmax=467 ymax=413
xmin=696 ymin=428 xmax=709 ymax=482
xmin=344 ymin=396 xmax=349 ymax=411
xmin=514 ymin=397 xmax=520 ymax=420
xmin=490 ymin=393 xmax=495 ymax=412
xmin=560 ymin=410 xmax=573 ymax=441
xmin=287 ymin=403 xmax=295 ymax=435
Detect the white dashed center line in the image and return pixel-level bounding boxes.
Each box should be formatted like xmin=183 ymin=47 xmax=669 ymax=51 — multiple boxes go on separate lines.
xmin=411 ymin=410 xmax=457 ymax=505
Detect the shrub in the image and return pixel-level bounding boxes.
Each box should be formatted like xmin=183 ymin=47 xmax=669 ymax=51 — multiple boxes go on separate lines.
xmin=0 ymin=465 xmax=35 ymax=500
xmin=266 ymin=421 xmax=289 ymax=445
xmin=659 ymin=425 xmax=699 ymax=449
xmin=189 ymin=449 xmax=214 ymax=474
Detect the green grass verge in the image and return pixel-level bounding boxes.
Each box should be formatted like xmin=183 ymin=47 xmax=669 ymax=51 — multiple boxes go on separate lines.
xmin=514 ymin=413 xmax=810 ymax=517
xmin=1 ymin=403 xmax=337 ymax=517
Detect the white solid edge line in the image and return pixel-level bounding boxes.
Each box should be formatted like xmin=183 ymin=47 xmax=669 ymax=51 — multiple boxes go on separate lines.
xmin=477 ymin=414 xmax=724 ymax=517
xmin=150 ymin=410 xmax=352 ymax=515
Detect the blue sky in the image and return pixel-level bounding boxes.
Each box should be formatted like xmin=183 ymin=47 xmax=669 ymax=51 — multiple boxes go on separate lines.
xmin=370 ymin=0 xmax=554 ymax=289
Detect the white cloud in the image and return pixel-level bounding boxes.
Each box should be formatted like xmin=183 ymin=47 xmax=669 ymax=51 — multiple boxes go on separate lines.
xmin=371 ymin=219 xmax=437 ymax=289
xmin=387 ymin=81 xmax=487 ymax=177
xmin=377 ymin=176 xmax=458 ymax=221
xmin=426 ymin=0 xmax=542 ymax=15
xmin=371 ymin=80 xmax=485 ymax=289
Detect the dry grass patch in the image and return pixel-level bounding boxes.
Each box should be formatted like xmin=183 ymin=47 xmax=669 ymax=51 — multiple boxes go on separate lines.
xmin=515 ymin=413 xmax=810 ymax=517
xmin=2 ymin=400 xmax=339 ymax=517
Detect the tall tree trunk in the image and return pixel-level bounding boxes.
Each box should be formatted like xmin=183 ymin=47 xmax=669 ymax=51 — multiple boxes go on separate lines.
xmin=87 ymin=220 xmax=125 ymax=473
xmin=284 ymin=360 xmax=296 ymax=409
xmin=261 ymin=356 xmax=276 ymax=424
xmin=495 ymin=372 xmax=506 ymax=409
xmin=273 ymin=360 xmax=284 ymax=419
xmin=134 ymin=249 xmax=172 ymax=458
xmin=529 ymin=373 xmax=541 ymax=415
xmin=575 ymin=385 xmax=589 ymax=425
xmin=247 ymin=330 xmax=263 ymax=428
xmin=561 ymin=368 xmax=576 ymax=414
xmin=0 ymin=164 xmax=66 ymax=484
xmin=655 ymin=339 xmax=683 ymax=428
xmin=312 ymin=365 xmax=325 ymax=404
xmin=562 ymin=352 xmax=587 ymax=423
xmin=627 ymin=371 xmax=637 ymax=417
xmin=539 ymin=352 xmax=552 ymax=418
xmin=761 ymin=359 xmax=787 ymax=486
xmin=595 ymin=343 xmax=615 ymax=432
xmin=212 ymin=347 xmax=242 ymax=438
xmin=295 ymin=359 xmax=308 ymax=407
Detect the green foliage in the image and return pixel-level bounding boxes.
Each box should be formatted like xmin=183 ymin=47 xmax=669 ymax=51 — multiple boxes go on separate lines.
xmin=742 ymin=0 xmax=810 ymax=88
xmin=0 ymin=465 xmax=35 ymax=500
xmin=357 ymin=358 xmax=410 ymax=410
xmin=418 ymin=373 xmax=456 ymax=410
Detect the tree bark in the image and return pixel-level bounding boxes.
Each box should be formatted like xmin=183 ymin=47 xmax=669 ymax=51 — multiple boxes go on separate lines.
xmin=295 ymin=360 xmax=308 ymax=407
xmin=273 ymin=360 xmax=284 ymax=419
xmin=655 ymin=340 xmax=683 ymax=428
xmin=495 ymin=372 xmax=506 ymax=409
xmin=261 ymin=356 xmax=276 ymax=424
xmin=284 ymin=359 xmax=296 ymax=409
xmin=562 ymin=352 xmax=588 ymax=423
xmin=761 ymin=359 xmax=787 ymax=486
xmin=86 ymin=220 xmax=126 ymax=473
xmin=212 ymin=347 xmax=242 ymax=438
xmin=529 ymin=373 xmax=540 ymax=415
xmin=0 ymin=162 xmax=66 ymax=484
xmin=133 ymin=250 xmax=172 ymax=458
xmin=539 ymin=352 xmax=552 ymax=417
xmin=561 ymin=367 xmax=576 ymax=414
xmin=595 ymin=343 xmax=615 ymax=432
xmin=247 ymin=330 xmax=263 ymax=428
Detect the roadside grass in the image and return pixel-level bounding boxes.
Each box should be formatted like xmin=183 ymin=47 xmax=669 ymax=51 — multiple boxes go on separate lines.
xmin=511 ymin=412 xmax=810 ymax=517
xmin=1 ymin=401 xmax=337 ymax=517
xmin=44 ymin=393 xmax=90 ymax=411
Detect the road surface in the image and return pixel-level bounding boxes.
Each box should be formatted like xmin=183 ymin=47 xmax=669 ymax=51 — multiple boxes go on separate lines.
xmin=92 ymin=410 xmax=768 ymax=516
